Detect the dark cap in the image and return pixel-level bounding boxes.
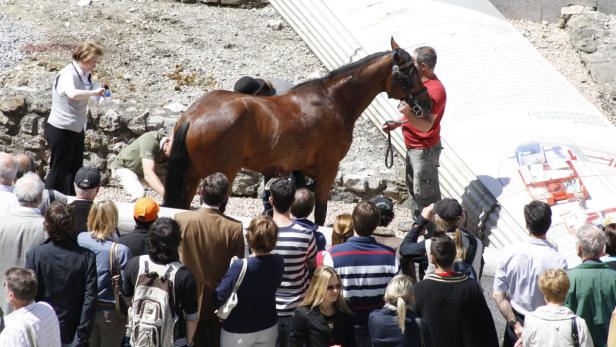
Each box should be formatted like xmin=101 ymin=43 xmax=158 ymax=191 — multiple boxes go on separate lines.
xmin=369 ymin=195 xmax=394 ymax=226
xmin=434 ymin=198 xmax=463 ymax=221
xmin=233 ymin=76 xmax=275 ymax=96
xmin=74 ymin=167 xmax=101 ymax=190
xmin=369 ymin=195 xmax=394 ymax=214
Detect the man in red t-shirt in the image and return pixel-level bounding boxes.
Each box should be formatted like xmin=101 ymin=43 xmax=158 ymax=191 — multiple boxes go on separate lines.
xmin=383 ymin=46 xmax=447 ymax=217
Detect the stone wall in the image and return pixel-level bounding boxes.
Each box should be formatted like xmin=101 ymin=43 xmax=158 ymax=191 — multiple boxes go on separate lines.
xmin=564 ymin=7 xmax=616 ymax=119
xmin=0 ymin=80 xmax=408 ymax=202
xmin=0 ymin=82 xmax=183 ymax=182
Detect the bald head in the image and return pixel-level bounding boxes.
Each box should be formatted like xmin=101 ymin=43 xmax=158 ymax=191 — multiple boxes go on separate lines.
xmin=0 ymin=152 xmax=18 ymax=186
xmin=14 ymin=153 xmax=35 ymax=180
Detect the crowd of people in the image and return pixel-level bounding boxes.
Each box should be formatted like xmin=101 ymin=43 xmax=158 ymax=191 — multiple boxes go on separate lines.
xmin=3 ymin=149 xmax=616 ymax=347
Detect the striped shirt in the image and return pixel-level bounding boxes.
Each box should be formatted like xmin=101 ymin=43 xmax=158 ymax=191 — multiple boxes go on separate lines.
xmin=272 ymin=221 xmax=317 ymax=317
xmin=323 ymin=236 xmax=399 ymax=328
xmin=0 ymin=301 xmax=61 ymax=347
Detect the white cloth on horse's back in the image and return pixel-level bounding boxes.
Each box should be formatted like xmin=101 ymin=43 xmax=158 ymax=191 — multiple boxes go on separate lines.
xmin=269 ymin=78 xmax=294 ymax=95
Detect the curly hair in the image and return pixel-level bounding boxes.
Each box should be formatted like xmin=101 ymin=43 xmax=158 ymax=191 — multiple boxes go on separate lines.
xmin=146 ymin=217 xmax=182 ymax=264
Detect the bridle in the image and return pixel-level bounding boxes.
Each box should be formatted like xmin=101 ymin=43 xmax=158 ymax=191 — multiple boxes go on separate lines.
xmin=391 ymin=48 xmax=428 ymax=118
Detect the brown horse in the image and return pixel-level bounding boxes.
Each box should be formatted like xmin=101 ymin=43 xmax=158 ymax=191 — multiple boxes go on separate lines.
xmin=164 ymin=38 xmax=433 ymax=225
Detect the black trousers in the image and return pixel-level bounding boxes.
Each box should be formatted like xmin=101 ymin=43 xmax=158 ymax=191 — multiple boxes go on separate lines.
xmin=45 ymin=123 xmax=84 ymax=195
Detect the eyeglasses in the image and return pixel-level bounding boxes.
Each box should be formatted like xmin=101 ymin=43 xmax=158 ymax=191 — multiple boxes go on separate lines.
xmin=327 ymin=284 xmax=342 ymax=291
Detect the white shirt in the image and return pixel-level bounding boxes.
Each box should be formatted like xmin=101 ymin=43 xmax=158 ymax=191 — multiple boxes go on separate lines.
xmin=0 ymin=185 xmax=17 ymax=217
xmin=493 ymin=237 xmax=568 ymax=315
xmin=56 ymin=60 xmax=91 ymax=96
xmin=0 ymin=302 xmax=61 ymax=347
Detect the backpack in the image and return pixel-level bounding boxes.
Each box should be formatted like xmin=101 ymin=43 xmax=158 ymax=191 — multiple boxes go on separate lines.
xmin=453 ymin=235 xmax=480 ymax=280
xmin=128 ymin=255 xmax=182 ymax=347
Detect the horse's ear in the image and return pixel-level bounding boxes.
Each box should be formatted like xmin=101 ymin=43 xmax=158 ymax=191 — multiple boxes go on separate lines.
xmin=391 ymin=36 xmax=400 ymax=49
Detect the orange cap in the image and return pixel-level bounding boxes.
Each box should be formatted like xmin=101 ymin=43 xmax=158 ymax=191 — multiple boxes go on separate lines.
xmin=133 ymin=197 xmax=160 ymax=222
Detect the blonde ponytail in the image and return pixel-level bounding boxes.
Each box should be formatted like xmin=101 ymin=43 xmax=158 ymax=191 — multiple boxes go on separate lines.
xmin=396 ymin=296 xmax=407 ymax=333
xmin=453 ymin=228 xmax=466 ymax=261
xmin=383 ymin=275 xmax=414 ymax=334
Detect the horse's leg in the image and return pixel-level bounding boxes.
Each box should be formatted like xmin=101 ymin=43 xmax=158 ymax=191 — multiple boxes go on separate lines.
xmin=183 ymin=167 xmax=201 ymax=209
xmin=261 ymin=174 xmax=273 ymax=217
xmin=313 ymin=167 xmax=338 ymax=226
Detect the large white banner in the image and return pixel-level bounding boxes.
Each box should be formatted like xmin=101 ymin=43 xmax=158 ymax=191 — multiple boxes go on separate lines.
xmin=272 ymin=0 xmax=616 ymax=266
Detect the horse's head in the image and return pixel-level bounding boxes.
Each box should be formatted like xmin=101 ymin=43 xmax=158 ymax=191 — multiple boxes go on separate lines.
xmin=385 ymin=37 xmax=433 ymax=118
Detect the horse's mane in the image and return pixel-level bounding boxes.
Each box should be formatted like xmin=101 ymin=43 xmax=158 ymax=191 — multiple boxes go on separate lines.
xmin=292 ymin=51 xmax=390 ymax=90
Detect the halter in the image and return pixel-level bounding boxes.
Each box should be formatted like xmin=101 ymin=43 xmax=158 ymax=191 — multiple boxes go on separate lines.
xmin=391 ymin=48 xmax=428 ymax=118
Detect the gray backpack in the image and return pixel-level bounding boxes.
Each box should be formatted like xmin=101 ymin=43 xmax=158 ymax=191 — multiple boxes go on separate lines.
xmin=128 ymin=255 xmax=181 ymax=347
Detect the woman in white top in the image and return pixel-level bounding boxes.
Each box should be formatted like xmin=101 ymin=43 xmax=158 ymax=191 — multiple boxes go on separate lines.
xmin=521 ymin=269 xmax=592 ymax=347
xmin=45 ymin=42 xmax=105 ymax=195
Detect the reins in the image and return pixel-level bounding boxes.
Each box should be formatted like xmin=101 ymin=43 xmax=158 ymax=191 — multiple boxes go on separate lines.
xmin=385 ymin=131 xmax=394 ymax=169
xmin=384 ymin=121 xmax=395 ymax=169
xmin=384 ymin=47 xmax=430 ymax=169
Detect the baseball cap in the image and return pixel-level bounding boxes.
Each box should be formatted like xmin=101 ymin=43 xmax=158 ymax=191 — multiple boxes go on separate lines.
xmin=434 ymin=198 xmax=463 ymax=221
xmin=133 ymin=197 xmax=160 ymax=222
xmin=74 ymin=167 xmax=101 ymax=190
xmin=369 ymin=195 xmax=394 ymax=215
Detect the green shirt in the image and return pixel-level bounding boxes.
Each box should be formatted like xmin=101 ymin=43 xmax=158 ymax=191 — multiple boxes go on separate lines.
xmin=566 ymin=261 xmax=616 ymax=347
xmin=110 ymin=131 xmax=164 ymax=176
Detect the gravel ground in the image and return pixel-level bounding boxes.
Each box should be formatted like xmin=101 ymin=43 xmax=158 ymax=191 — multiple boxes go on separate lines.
xmin=0 ymin=2 xmax=613 ymax=233
xmin=0 ymin=13 xmax=40 ymax=71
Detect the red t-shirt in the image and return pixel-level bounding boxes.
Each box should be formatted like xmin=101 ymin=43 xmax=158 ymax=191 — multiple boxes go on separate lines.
xmin=401 ymin=77 xmax=447 ymax=149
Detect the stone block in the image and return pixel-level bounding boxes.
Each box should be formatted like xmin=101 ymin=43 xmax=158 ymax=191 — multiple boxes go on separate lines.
xmin=232 ymin=170 xmax=261 ymax=197
xmin=0 ymin=111 xmax=17 ymax=135
xmin=27 ymin=92 xmax=51 ymax=116
xmin=84 ymin=152 xmax=106 ymax=171
xmin=267 ymin=20 xmax=283 ymax=31
xmin=146 ymin=115 xmax=179 ymax=131
xmin=589 ymin=62 xmax=616 ymax=84
xmin=163 ymin=101 xmax=187 ymax=113
xmin=128 ymin=110 xmax=148 ymax=135
xmin=0 ymin=95 xmax=26 ymax=119
xmin=37 ymin=118 xmax=46 ymax=136
xmin=221 ymin=0 xmax=246 ymax=5
xmin=21 ymin=135 xmax=47 ymax=151
xmin=85 ymin=130 xmax=106 ymax=152
xmin=366 ymin=176 xmax=386 ymax=193
xmin=562 ymin=5 xmax=586 ymax=16
xmin=19 ymin=113 xmax=41 ymax=135
xmin=98 ymin=109 xmax=122 ymax=132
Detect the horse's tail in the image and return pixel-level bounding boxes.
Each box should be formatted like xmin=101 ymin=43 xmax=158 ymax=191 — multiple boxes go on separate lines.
xmin=163 ymin=121 xmax=191 ymax=208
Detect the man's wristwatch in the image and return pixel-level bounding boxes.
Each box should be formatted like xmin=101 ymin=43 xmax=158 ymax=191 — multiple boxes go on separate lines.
xmin=508 ymin=318 xmax=519 ymax=327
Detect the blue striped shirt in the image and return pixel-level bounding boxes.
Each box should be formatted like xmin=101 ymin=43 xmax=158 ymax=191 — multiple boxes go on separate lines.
xmin=324 ymin=236 xmax=399 ymax=328
xmin=272 ymin=222 xmax=317 ymax=316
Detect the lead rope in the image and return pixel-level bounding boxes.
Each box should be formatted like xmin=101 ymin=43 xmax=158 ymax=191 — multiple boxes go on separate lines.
xmin=385 ymin=129 xmax=394 ymax=169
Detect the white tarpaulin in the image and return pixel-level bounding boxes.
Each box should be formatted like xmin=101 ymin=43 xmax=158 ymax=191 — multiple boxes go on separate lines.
xmin=270 ymin=0 xmax=616 ymax=266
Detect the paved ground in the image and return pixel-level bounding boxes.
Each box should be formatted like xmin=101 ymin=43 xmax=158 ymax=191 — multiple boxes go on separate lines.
xmin=482 ymin=247 xmax=507 ymax=343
